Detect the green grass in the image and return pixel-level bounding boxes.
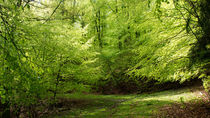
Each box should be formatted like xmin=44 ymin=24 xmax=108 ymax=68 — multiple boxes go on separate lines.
xmin=47 ymin=88 xmax=200 ymax=118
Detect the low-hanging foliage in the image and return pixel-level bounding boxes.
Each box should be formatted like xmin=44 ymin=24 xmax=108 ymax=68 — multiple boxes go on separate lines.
xmin=0 ymin=0 xmax=209 ymax=117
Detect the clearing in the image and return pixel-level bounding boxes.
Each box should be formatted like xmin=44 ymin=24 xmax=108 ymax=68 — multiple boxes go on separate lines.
xmin=43 ymin=86 xmax=209 ymax=118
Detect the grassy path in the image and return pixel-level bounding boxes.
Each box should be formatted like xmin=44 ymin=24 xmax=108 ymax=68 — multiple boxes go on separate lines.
xmin=48 ymin=87 xmax=203 ymax=118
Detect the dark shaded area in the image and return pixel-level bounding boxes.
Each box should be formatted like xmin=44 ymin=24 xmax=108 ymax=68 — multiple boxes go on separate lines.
xmin=0 ymin=102 xmax=10 ymax=118
xmin=0 ymin=97 xmax=119 ymax=118
xmin=39 ymin=97 xmax=118 ymax=118
xmin=95 ymin=78 xmax=203 ymax=94
xmin=189 ymin=0 xmax=210 ymax=68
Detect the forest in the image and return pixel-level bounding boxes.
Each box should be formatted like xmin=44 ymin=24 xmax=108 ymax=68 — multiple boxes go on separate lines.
xmin=0 ymin=0 xmax=209 ymax=117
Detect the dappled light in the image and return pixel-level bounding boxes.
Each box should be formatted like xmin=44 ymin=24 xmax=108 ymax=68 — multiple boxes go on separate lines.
xmin=0 ymin=0 xmax=209 ymax=118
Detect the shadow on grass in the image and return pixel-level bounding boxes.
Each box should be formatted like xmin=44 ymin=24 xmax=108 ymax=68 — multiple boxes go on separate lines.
xmin=41 ymin=96 xmax=119 ymax=118
xmin=44 ymin=88 xmax=199 ymax=118
xmin=45 ymin=99 xmax=173 ymax=118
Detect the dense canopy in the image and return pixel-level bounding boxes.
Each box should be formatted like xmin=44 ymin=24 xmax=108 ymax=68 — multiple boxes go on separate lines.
xmin=0 ymin=0 xmax=209 ymax=117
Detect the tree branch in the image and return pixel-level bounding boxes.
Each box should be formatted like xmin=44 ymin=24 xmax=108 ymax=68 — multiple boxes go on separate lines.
xmin=44 ymin=0 xmax=65 ymax=23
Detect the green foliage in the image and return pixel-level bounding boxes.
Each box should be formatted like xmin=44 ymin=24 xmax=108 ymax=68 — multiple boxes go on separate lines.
xmin=0 ymin=0 xmax=209 ymax=116
xmin=127 ymin=0 xmax=209 ymax=84
xmin=202 ymin=76 xmax=210 ymax=92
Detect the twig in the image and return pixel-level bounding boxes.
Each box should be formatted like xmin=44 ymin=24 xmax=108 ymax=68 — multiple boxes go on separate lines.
xmin=44 ymin=0 xmax=64 ymax=23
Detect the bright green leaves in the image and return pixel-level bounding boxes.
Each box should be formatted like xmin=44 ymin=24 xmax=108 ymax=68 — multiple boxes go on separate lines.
xmin=0 ymin=1 xmax=209 ymax=116
xmin=126 ymin=0 xmax=201 ymax=83
xmin=126 ymin=0 xmax=209 ymax=86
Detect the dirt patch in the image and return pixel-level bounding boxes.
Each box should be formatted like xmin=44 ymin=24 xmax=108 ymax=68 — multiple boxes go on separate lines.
xmin=156 ymin=94 xmax=210 ymax=118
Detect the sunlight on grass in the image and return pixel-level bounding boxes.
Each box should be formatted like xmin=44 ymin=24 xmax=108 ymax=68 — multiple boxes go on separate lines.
xmin=141 ymin=89 xmax=198 ymax=102
xmin=49 ymin=88 xmax=200 ymax=118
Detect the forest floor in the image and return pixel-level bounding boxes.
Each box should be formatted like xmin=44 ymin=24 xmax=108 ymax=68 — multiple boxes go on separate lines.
xmin=43 ymin=86 xmax=209 ymax=118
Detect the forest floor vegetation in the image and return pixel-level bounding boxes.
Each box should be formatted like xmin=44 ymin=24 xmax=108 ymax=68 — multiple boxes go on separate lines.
xmin=41 ymin=85 xmax=209 ymax=118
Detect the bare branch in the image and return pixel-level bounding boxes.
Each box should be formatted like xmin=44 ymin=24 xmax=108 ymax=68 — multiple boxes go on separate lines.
xmin=44 ymin=0 xmax=65 ymax=23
